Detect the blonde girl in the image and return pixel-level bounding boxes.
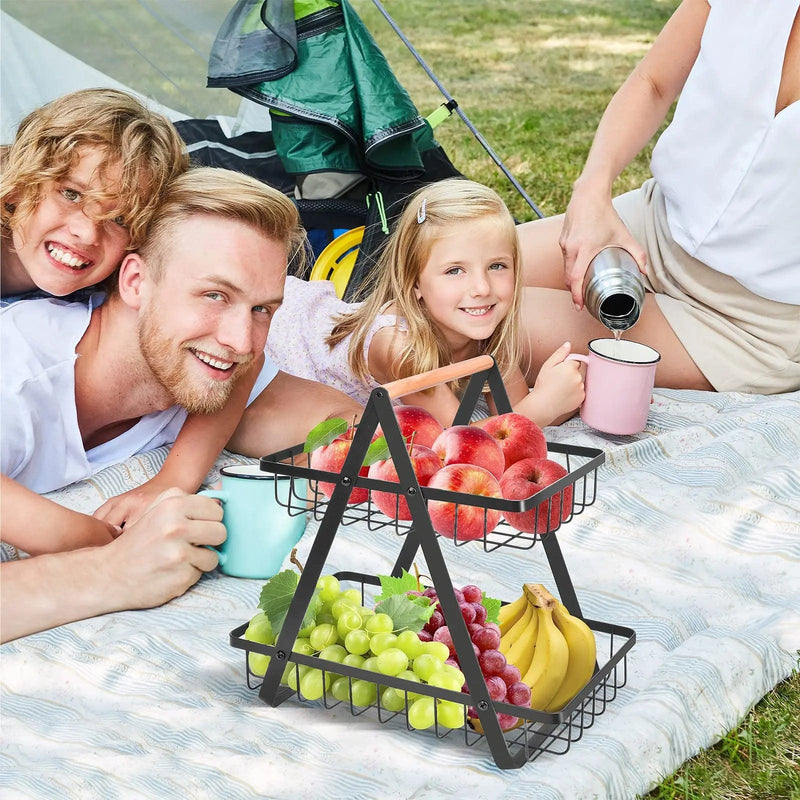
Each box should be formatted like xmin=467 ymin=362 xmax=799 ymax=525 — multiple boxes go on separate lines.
xmin=267 ymin=178 xmax=584 ymax=426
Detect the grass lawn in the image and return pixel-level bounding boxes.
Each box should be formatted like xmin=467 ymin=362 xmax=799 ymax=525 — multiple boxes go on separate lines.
xmin=350 ymin=1 xmax=800 ymax=797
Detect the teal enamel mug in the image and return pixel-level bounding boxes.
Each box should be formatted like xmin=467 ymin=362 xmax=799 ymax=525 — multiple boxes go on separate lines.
xmin=199 ymin=465 xmax=308 ymax=579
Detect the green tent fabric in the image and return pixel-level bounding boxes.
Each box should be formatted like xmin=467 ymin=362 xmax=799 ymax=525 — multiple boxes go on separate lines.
xmin=207 ymin=0 xmax=438 ymax=180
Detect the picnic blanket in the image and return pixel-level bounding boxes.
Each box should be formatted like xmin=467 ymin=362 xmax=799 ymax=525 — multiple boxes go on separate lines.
xmin=2 ymin=388 xmax=799 ymax=800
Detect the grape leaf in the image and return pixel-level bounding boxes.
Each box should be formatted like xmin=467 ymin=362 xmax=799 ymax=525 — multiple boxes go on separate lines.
xmin=375 ymin=593 xmax=435 ymax=633
xmin=303 ymin=417 xmax=349 ymax=453
xmin=257 ymin=569 xmax=320 ymax=635
xmin=481 ymin=591 xmax=501 ymax=624
xmin=362 ymin=435 xmax=390 ymax=467
xmin=374 ymin=569 xmax=420 ymax=603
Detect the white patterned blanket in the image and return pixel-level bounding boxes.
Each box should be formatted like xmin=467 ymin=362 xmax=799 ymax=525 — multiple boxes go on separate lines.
xmin=2 ymin=389 xmax=799 ymax=800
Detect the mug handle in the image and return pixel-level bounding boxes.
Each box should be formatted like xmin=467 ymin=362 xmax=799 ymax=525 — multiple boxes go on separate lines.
xmin=198 ymin=489 xmax=228 ymax=566
xmin=566 ymin=353 xmax=590 ymax=366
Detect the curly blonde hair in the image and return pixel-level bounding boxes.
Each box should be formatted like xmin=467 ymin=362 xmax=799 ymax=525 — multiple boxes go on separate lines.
xmin=1 ymin=88 xmax=188 ymax=250
xmin=327 ymin=178 xmax=523 ymax=393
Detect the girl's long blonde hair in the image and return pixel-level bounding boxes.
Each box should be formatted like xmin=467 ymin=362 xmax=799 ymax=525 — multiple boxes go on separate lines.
xmin=1 ymin=88 xmax=188 ymax=249
xmin=327 ymin=178 xmax=523 ymax=393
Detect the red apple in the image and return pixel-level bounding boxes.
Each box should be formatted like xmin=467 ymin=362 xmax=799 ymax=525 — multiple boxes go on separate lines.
xmin=310 ymin=429 xmax=369 ymax=504
xmin=427 ymin=464 xmax=503 ymax=541
xmin=431 ymin=426 xmax=505 ymax=480
xmin=367 ymin=444 xmax=441 ymax=520
xmin=481 ymin=412 xmax=547 ymax=471
xmin=499 ymin=457 xmax=573 ymax=534
xmin=373 ymin=405 xmax=444 ymax=450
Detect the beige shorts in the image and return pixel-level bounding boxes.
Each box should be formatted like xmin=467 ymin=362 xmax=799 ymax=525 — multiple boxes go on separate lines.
xmin=612 ymin=179 xmax=800 ymax=394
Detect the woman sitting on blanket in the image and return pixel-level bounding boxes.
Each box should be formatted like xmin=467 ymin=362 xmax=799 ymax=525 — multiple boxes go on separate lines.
xmin=267 ymin=178 xmax=585 ymax=428
xmin=517 ymin=0 xmax=800 ymax=395
xmin=1 ymin=90 xmax=262 ymax=533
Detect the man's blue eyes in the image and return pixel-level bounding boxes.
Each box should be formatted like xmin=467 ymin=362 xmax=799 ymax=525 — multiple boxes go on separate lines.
xmin=205 ymin=294 xmax=270 ymax=314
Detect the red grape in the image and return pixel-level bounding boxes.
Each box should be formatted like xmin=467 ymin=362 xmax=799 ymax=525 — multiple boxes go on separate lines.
xmin=422 ymin=588 xmax=438 ymax=599
xmin=453 ymin=589 xmax=465 ymax=604
xmin=497 ymin=713 xmax=519 ymax=732
xmin=424 ymin=610 xmax=444 ymax=633
xmin=471 ymin=642 xmax=481 ymax=661
xmin=486 ymin=622 xmax=501 ymax=636
xmin=461 ymin=584 xmax=482 ymax=603
xmin=478 ymin=649 xmax=507 ymax=676
xmin=467 ymin=623 xmax=483 ymax=637
xmin=472 ymin=627 xmax=501 ymax=652
xmin=433 ymin=626 xmax=455 ymax=655
xmin=444 ymin=657 xmax=460 ymax=669
xmin=460 ymin=603 xmax=476 ymax=625
xmin=506 ymin=681 xmax=531 ymax=706
xmin=485 ymin=675 xmax=507 ymax=702
xmin=472 ymin=603 xmax=488 ymax=625
xmin=498 ymin=664 xmax=521 ymax=687
xmin=417 ymin=629 xmax=433 ymax=642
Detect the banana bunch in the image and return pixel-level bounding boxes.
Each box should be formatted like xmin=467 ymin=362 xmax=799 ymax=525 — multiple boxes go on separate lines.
xmin=498 ymin=583 xmax=596 ymax=711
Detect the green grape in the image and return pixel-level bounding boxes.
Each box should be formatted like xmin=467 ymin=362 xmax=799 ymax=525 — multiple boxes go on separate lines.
xmin=281 ymin=662 xmax=295 ymax=685
xmin=350 ymin=679 xmax=377 ymax=707
xmin=316 ymin=574 xmax=341 ymax=605
xmin=318 ymin=644 xmax=347 ymax=664
xmin=381 ymin=687 xmax=407 ymax=712
xmin=331 ymin=598 xmax=358 ymax=620
xmin=286 ymin=664 xmax=309 ymax=692
xmin=369 ymin=632 xmax=398 ymax=655
xmin=427 ymin=671 xmax=462 ymax=692
xmin=441 ymin=665 xmax=466 ymax=688
xmin=395 ymin=630 xmax=424 ymax=660
xmin=298 ymin=622 xmax=315 ymax=638
xmin=359 ymin=606 xmax=375 ymax=619
xmin=344 ymin=629 xmax=370 ymax=655
xmin=244 ymin=612 xmax=273 ymax=644
xmin=412 ymin=653 xmax=443 ymax=682
xmin=292 ymin=638 xmax=315 ymax=656
xmin=408 ymin=696 xmax=436 ymax=730
xmin=315 ymin=612 xmax=336 ymax=627
xmin=424 ymin=641 xmax=451 ymax=662
xmin=397 ymin=669 xmax=423 ymax=700
xmin=376 ymin=647 xmax=409 ymax=677
xmin=299 ymin=668 xmax=331 ymax=701
xmin=336 ymin=609 xmax=363 ymax=640
xmin=365 ymin=613 xmax=394 ymax=635
xmin=342 ymin=653 xmax=365 ymax=669
xmin=341 ymin=588 xmax=362 ymax=606
xmin=247 ymin=652 xmax=270 ymax=677
xmin=361 ymin=656 xmax=380 ymax=673
xmin=437 ymin=700 xmax=466 ymax=729
xmin=309 ymin=624 xmax=338 ymax=651
xmin=331 ymin=676 xmax=351 ymax=702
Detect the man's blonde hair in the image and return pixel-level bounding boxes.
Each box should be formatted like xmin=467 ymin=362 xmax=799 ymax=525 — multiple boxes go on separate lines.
xmin=328 ymin=178 xmax=523 ymax=392
xmin=140 ymin=167 xmax=306 ymax=280
xmin=1 ymin=88 xmax=188 ymax=249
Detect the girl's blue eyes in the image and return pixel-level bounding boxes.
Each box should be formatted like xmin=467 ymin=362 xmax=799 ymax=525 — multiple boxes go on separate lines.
xmin=445 ymin=263 xmax=508 ymax=275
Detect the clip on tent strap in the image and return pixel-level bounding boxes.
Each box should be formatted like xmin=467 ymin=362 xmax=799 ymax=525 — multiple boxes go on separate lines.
xmin=426 ymin=99 xmax=459 ymax=130
xmin=366 ymin=191 xmax=390 ymax=235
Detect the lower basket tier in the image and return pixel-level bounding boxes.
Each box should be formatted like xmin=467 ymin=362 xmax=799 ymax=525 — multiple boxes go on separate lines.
xmin=229 ymin=581 xmax=635 ymax=767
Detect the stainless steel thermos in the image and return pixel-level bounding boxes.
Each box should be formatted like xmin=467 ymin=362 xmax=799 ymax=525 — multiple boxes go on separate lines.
xmin=583 ymin=246 xmax=645 ymax=331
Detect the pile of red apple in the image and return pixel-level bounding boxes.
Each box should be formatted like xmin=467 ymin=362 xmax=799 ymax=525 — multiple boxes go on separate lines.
xmin=310 ymin=407 xmax=573 ymax=541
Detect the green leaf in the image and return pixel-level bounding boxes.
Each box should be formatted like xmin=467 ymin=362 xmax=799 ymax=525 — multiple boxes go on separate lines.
xmin=375 ymin=593 xmax=435 ymax=633
xmin=362 ymin=435 xmax=390 ymax=467
xmin=303 ymin=417 xmax=348 ymax=453
xmin=481 ymin=591 xmax=502 ymax=625
xmin=374 ymin=569 xmax=421 ymax=603
xmin=257 ymin=569 xmax=320 ymax=635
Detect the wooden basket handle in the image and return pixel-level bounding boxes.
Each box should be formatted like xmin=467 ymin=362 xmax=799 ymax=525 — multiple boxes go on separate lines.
xmin=381 ymin=355 xmax=495 ymax=399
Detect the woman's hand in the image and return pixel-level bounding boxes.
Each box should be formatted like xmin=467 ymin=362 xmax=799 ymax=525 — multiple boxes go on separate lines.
xmin=560 ymin=181 xmax=648 ymax=310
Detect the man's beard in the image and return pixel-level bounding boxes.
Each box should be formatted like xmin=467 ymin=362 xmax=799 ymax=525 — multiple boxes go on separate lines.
xmin=137 ymin=304 xmax=249 ymax=415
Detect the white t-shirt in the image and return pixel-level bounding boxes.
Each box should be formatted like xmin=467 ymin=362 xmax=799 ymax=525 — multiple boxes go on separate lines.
xmin=1 ymin=295 xmax=278 ymax=494
xmin=650 ymin=0 xmax=800 ymax=304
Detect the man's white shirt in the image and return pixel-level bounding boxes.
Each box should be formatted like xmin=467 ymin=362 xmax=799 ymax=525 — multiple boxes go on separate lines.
xmin=1 ymin=295 xmax=278 ymax=493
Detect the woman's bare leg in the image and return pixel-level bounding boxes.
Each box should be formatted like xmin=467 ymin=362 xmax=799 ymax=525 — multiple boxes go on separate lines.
xmin=521 ymin=287 xmax=714 ymax=390
xmin=517 ymin=215 xmax=567 ymax=288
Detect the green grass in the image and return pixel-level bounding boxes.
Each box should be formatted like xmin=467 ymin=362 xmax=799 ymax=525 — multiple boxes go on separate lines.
xmin=4 ymin=2 xmax=798 ymax=794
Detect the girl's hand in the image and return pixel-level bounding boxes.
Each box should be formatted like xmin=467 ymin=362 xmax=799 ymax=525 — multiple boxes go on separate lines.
xmin=560 ymin=181 xmax=648 ymax=310
xmin=93 ymin=479 xmax=179 ymax=529
xmin=529 ymin=342 xmax=586 ymax=425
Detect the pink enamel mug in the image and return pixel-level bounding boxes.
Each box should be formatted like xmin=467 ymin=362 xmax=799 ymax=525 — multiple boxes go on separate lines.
xmin=567 ymin=339 xmax=661 ymax=435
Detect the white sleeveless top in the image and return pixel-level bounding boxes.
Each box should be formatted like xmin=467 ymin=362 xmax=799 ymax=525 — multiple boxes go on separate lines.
xmin=650 ymin=0 xmax=800 ymax=304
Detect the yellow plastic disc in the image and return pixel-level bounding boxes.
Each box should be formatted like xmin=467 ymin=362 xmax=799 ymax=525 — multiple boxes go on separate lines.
xmin=309 ymin=226 xmax=365 ymax=299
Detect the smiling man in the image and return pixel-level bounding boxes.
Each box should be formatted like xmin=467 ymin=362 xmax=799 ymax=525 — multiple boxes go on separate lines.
xmin=0 ymin=168 xmax=360 ymax=638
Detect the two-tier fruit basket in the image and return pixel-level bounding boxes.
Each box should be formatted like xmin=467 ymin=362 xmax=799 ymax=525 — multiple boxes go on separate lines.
xmin=230 ymin=355 xmax=635 ymax=769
